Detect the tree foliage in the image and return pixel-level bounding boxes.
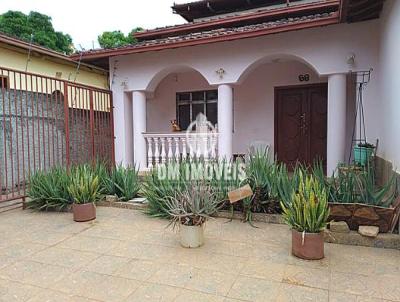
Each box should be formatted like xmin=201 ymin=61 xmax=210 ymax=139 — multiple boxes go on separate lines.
xmin=0 ymin=10 xmax=74 ymax=54
xmin=98 ymin=27 xmax=143 ymax=49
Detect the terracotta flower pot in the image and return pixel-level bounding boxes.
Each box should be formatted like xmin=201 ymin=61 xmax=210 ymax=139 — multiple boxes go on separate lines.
xmin=180 ymin=224 xmax=204 ymax=248
xmin=72 ymin=203 xmax=96 ymax=222
xmin=291 ymin=229 xmax=324 ymax=260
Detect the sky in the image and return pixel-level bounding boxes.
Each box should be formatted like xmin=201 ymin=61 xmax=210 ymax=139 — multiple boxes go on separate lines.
xmin=0 ymin=0 xmax=190 ymax=49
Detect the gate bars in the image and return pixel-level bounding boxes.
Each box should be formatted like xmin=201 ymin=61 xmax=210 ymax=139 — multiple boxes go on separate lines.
xmin=0 ymin=67 xmax=114 ymax=209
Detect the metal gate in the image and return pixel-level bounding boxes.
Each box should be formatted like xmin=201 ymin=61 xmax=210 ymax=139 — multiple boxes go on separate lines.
xmin=0 ymin=67 xmax=114 ymax=211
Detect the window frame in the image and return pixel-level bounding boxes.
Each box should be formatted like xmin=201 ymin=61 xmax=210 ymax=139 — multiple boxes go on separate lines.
xmin=176 ymin=89 xmax=218 ymax=130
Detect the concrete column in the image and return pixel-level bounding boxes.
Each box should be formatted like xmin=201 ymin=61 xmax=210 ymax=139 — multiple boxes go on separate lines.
xmin=217 ymin=84 xmax=233 ymax=160
xmin=132 ymin=91 xmax=147 ymax=170
xmin=113 ymin=90 xmax=133 ymax=166
xmin=327 ymin=73 xmax=347 ymax=174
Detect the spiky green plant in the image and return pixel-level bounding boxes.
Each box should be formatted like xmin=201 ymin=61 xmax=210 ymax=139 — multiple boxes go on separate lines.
xmin=281 ymin=172 xmax=330 ymax=233
xmin=27 ymin=166 xmax=72 ymax=211
xmin=92 ymin=160 xmax=114 ymax=195
xmin=163 ymin=182 xmax=221 ymax=229
xmin=110 ymin=164 xmax=140 ymax=201
xmin=68 ymin=165 xmax=102 ymax=204
xmin=143 ymin=162 xmax=188 ymax=218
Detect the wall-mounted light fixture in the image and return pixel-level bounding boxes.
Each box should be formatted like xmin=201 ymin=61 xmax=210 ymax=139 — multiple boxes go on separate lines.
xmin=347 ymin=53 xmax=356 ymax=68
xmin=216 ymin=68 xmax=226 ymax=79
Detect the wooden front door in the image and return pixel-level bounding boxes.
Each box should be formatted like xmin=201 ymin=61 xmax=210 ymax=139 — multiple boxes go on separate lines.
xmin=275 ymin=84 xmax=327 ymax=171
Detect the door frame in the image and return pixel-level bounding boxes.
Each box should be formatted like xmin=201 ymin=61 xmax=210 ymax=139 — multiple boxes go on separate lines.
xmin=274 ymin=83 xmax=328 ymax=166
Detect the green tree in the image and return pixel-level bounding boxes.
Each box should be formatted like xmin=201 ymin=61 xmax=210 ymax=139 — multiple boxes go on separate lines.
xmin=98 ymin=27 xmax=143 ymax=49
xmin=0 ymin=10 xmax=73 ymax=54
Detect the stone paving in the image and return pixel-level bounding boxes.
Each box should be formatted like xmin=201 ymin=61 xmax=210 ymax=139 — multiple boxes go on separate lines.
xmin=0 ymin=207 xmax=400 ymax=302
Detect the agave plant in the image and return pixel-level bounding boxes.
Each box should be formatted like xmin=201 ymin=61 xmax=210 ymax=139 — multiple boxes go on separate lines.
xmin=27 ymin=166 xmax=72 ymax=211
xmin=110 ymin=164 xmax=140 ymax=201
xmin=68 ymin=165 xmax=102 ymax=204
xmin=327 ymin=164 xmax=397 ymax=207
xmin=281 ymin=172 xmax=330 ymax=233
xmin=143 ymin=162 xmax=189 ymax=218
xmin=163 ymin=182 xmax=221 ymax=229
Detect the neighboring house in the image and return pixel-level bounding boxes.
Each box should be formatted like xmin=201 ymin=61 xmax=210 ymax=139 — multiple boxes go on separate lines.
xmin=0 ymin=32 xmax=109 ymax=89
xmin=73 ymin=0 xmax=398 ymax=177
xmin=0 ymin=34 xmax=113 ymax=196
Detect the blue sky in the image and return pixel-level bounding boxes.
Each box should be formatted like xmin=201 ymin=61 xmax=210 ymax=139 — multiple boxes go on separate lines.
xmin=0 ymin=0 xmax=188 ymax=49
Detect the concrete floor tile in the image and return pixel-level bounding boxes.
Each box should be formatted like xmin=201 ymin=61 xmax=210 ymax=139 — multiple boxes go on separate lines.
xmin=149 ymin=263 xmax=196 ymax=288
xmin=283 ymin=265 xmax=330 ymax=290
xmin=124 ymin=282 xmax=181 ymax=302
xmin=57 ymin=235 xmax=122 ymax=254
xmin=115 ymin=259 xmax=162 ymax=281
xmin=84 ymin=255 xmax=131 ymax=275
xmin=174 ymin=289 xmax=225 ymax=302
xmin=276 ymin=283 xmax=329 ymax=302
xmin=28 ymin=246 xmax=100 ymax=269
xmin=185 ymin=268 xmax=237 ymax=296
xmin=241 ymin=258 xmax=286 ymax=282
xmin=227 ymin=276 xmax=280 ymax=302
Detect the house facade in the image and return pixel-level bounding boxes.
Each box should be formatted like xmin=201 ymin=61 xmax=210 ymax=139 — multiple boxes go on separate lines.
xmin=0 ymin=33 xmax=109 ymax=89
xmin=75 ymin=0 xmax=398 ymax=176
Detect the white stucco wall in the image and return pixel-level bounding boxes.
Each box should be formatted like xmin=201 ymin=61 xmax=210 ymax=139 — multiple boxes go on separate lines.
xmin=377 ymin=0 xmax=400 ymax=169
xmin=149 ymin=61 xmax=332 ymax=155
xmin=111 ymin=19 xmax=380 ymax=166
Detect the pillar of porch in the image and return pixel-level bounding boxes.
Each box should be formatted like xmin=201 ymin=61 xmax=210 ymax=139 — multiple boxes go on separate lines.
xmin=217 ymin=84 xmax=233 ymax=160
xmin=132 ymin=91 xmax=147 ymax=170
xmin=327 ymin=73 xmax=347 ymax=174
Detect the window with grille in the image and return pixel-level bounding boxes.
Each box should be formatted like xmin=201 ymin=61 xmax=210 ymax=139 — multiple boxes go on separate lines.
xmin=176 ymin=90 xmax=218 ymax=130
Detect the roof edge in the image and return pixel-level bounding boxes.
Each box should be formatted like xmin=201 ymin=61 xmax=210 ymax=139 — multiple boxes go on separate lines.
xmin=71 ymin=12 xmax=339 ymax=61
xmin=0 ymin=33 xmax=108 ymax=73
xmin=136 ymin=0 xmax=340 ymax=40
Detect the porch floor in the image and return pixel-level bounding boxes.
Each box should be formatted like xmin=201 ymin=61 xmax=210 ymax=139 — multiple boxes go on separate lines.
xmin=0 ymin=207 xmax=399 ymax=302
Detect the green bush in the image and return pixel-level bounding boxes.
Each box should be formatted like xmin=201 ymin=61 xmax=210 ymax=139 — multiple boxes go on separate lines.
xmin=329 ymin=165 xmax=397 ymax=207
xmin=110 ymin=164 xmax=140 ymax=201
xmin=27 ymin=166 xmax=72 ymax=211
xmin=143 ymin=163 xmax=188 ymax=218
xmin=281 ymin=172 xmax=330 ymax=233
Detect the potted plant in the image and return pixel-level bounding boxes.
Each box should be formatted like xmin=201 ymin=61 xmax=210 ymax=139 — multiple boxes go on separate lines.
xmin=68 ymin=165 xmax=102 ymax=222
xmin=281 ymin=173 xmax=330 ymax=260
xmin=353 ymin=142 xmax=375 ymax=166
xmin=164 ymin=182 xmax=220 ymax=248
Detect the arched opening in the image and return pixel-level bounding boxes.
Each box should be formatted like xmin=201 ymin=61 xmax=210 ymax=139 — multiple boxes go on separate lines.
xmin=146 ymin=65 xmax=217 ymax=134
xmin=232 ymin=54 xmax=328 ymax=170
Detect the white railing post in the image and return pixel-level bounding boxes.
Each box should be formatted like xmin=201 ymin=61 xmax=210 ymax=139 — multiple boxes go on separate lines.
xmin=182 ymin=137 xmax=187 ymax=160
xmin=167 ymin=137 xmax=173 ymax=162
xmin=147 ymin=137 xmax=153 ymax=168
xmin=160 ymin=138 xmax=167 ymax=164
xmin=154 ymin=137 xmax=160 ymax=165
xmin=174 ymin=137 xmax=180 ymax=162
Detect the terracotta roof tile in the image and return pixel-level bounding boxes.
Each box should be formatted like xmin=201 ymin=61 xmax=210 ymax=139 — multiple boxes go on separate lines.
xmin=78 ymin=12 xmax=335 ymax=57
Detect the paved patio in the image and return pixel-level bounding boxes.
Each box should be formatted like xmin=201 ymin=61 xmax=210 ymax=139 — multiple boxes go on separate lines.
xmin=0 ymin=207 xmax=399 ymax=302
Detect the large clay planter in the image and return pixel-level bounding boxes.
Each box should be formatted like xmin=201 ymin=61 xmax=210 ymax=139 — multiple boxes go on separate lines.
xmin=292 ymin=229 xmax=324 ymax=260
xmin=180 ymin=224 xmax=204 ymax=248
xmin=72 ymin=203 xmax=96 ymax=222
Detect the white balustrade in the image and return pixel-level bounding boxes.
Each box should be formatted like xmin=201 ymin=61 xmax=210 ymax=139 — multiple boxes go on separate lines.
xmin=143 ymin=132 xmax=218 ymax=168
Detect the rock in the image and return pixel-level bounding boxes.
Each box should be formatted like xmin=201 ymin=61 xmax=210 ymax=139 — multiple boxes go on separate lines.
xmin=127 ymin=197 xmax=147 ymax=204
xmin=358 ymin=226 xmax=379 ymax=238
xmin=105 ymin=195 xmax=118 ymax=203
xmin=330 ymin=221 xmax=350 ymax=233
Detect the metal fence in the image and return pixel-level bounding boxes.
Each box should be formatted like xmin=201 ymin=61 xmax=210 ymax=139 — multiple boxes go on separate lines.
xmin=0 ymin=67 xmax=114 ymax=210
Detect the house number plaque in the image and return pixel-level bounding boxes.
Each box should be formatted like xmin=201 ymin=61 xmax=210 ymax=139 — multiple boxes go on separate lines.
xmin=298 ymin=74 xmax=310 ymax=82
